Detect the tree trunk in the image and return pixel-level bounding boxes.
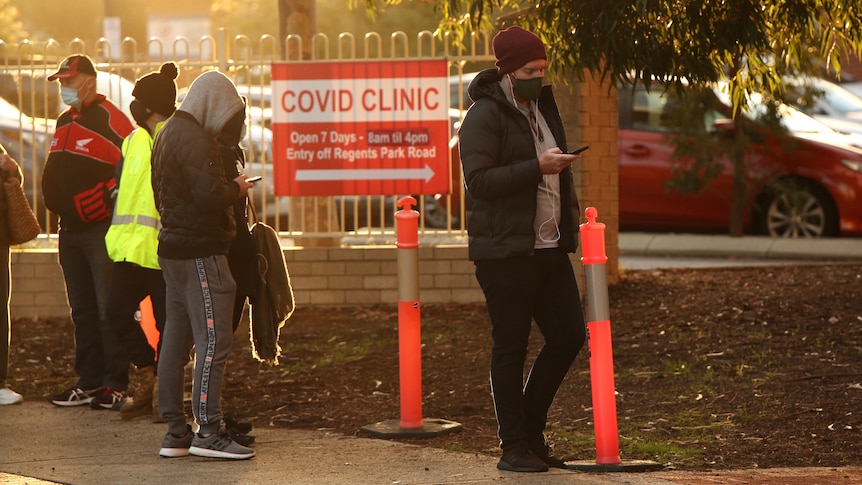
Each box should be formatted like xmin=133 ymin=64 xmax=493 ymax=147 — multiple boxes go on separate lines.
xmin=277 ymin=0 xmax=340 ymax=244
xmin=277 ymin=0 xmax=316 ymax=60
xmin=726 ymin=57 xmax=746 ymax=238
xmin=728 ymin=116 xmax=747 ymax=237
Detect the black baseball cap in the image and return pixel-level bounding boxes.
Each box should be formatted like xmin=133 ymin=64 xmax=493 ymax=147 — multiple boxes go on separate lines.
xmin=48 ymin=55 xmax=97 ymax=81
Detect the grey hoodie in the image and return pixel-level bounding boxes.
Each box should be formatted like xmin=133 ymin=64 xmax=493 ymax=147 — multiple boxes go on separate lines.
xmin=178 ymin=70 xmax=245 ymax=138
xmin=151 ymin=70 xmax=244 ymax=259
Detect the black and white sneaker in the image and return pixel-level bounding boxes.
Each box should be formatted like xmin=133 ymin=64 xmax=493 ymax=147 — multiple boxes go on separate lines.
xmin=48 ymin=386 xmax=102 ymax=407
xmin=89 ymin=387 xmax=126 ymax=410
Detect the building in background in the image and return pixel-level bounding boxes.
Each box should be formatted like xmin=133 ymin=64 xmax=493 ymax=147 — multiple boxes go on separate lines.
xmin=145 ymin=0 xmax=212 ymax=60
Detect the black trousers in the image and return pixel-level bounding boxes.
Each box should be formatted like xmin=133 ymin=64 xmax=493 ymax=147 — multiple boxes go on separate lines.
xmin=105 ymin=261 xmax=167 ymax=370
xmin=475 ymin=248 xmax=587 ymax=450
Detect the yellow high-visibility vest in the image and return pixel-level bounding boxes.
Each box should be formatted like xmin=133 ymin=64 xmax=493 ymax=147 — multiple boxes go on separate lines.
xmin=105 ymin=124 xmax=163 ymax=270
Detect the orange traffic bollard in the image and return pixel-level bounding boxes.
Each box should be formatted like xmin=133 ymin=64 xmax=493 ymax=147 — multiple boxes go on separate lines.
xmin=568 ymin=207 xmax=662 ymax=472
xmin=139 ymin=296 xmax=158 ymax=357
xmin=359 ymin=196 xmax=461 ymax=439
xmin=395 ymin=196 xmax=423 ymax=429
xmin=580 ymin=207 xmax=621 ymax=465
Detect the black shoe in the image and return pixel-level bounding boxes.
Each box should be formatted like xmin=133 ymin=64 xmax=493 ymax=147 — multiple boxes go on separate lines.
xmin=224 ymin=414 xmax=253 ymax=434
xmin=89 ymin=387 xmax=126 ymax=410
xmin=48 ymin=386 xmax=101 ymax=407
xmin=229 ymin=429 xmax=256 ymax=446
xmin=497 ymin=445 xmax=549 ymax=472
xmin=530 ymin=443 xmax=567 ymax=468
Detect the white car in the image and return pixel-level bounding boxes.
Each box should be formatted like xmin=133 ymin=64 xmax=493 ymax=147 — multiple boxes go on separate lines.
xmin=783 ymin=77 xmax=862 ymax=136
xmin=840 ymin=81 xmax=862 ymax=100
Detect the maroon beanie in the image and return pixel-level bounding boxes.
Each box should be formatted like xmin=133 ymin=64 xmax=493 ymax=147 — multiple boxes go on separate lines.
xmin=493 ymin=26 xmax=547 ymax=75
xmin=132 ymin=62 xmax=179 ymax=117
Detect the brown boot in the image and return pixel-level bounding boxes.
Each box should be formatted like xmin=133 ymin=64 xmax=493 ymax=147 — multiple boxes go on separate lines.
xmin=120 ymin=364 xmax=155 ymax=420
xmin=152 ymin=375 xmax=164 ymax=423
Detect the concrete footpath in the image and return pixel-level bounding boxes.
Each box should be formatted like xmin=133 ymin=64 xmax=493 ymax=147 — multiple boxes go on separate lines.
xmin=0 ymin=401 xmax=679 ymax=485
xmin=618 ymin=232 xmax=862 ymax=261
xmin=2 ymin=233 xmax=862 ymax=485
xmin=3 ymin=391 xmax=862 ymax=485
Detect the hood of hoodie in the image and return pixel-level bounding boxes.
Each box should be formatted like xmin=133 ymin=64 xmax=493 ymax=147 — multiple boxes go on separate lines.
xmin=467 ymin=68 xmax=508 ymax=107
xmin=178 ymin=70 xmax=244 ymax=138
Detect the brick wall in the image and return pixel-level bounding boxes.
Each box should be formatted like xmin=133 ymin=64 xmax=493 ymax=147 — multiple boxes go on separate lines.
xmin=560 ymin=71 xmax=620 ymax=284
xmin=10 ymin=250 xmax=71 ymax=318
xmin=10 ymin=246 xmax=588 ymax=319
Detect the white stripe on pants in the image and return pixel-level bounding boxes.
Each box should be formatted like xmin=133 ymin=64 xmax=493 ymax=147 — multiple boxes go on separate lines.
xmin=157 ymin=255 xmax=236 ymax=437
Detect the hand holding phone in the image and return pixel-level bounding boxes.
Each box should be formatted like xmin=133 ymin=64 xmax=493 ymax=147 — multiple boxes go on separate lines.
xmin=568 ymin=145 xmax=589 ymax=155
xmin=246 ymin=175 xmax=262 ymax=184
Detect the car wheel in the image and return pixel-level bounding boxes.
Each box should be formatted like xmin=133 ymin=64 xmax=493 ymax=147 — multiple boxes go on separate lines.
xmin=755 ymin=180 xmax=838 ymax=238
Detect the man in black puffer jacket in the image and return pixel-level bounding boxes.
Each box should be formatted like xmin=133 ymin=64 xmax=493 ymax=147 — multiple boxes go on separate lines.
xmin=458 ymin=26 xmax=588 ymax=473
xmin=151 ymin=70 xmax=256 ymax=460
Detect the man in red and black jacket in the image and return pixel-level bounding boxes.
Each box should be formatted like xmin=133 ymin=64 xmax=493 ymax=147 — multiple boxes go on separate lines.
xmin=41 ymin=54 xmax=135 ymax=411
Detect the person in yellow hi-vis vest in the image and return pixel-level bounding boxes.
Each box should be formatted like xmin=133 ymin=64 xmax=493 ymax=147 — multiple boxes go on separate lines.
xmin=104 ymin=62 xmax=178 ymax=420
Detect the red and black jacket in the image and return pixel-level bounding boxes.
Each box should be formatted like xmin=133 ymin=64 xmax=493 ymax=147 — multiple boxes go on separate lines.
xmin=42 ymin=95 xmax=134 ymax=231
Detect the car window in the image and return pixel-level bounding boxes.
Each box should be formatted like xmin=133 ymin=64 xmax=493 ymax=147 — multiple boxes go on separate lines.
xmin=0 ymin=96 xmax=23 ymax=120
xmin=0 ymin=71 xmax=62 ymax=119
xmin=632 ymin=89 xmax=681 ymax=133
xmin=714 ymin=88 xmax=837 ymax=135
xmin=815 ymin=81 xmax=862 ymax=116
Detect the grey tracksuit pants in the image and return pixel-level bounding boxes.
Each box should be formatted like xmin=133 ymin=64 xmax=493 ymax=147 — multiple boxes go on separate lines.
xmin=157 ymin=255 xmax=236 ymax=437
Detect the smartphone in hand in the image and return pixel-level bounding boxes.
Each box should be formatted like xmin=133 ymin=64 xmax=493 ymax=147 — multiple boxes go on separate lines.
xmin=246 ymin=175 xmax=262 ymax=184
xmin=568 ymin=145 xmax=589 ymax=155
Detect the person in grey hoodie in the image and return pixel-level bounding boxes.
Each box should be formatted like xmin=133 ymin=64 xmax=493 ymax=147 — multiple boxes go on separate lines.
xmin=150 ymin=70 xmax=256 ymax=460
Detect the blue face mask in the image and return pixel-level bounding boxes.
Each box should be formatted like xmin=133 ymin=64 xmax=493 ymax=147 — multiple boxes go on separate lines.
xmin=60 ymin=86 xmax=80 ymax=107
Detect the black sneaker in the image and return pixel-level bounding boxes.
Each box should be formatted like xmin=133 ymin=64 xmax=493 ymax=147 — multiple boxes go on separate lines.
xmin=497 ymin=445 xmax=549 ymax=472
xmin=225 ymin=414 xmax=255 ymax=445
xmin=530 ymin=442 xmax=567 ymax=468
xmin=48 ymin=386 xmax=102 ymax=407
xmin=89 ymin=387 xmax=126 ymax=410
xmin=224 ymin=414 xmax=253 ymax=434
xmin=228 ymin=429 xmax=256 ymax=446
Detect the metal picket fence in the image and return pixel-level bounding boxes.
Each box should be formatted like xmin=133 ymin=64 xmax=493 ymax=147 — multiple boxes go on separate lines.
xmin=0 ymin=30 xmax=495 ymax=240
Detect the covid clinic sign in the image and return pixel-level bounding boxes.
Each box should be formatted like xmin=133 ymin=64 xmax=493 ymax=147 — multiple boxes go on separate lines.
xmin=270 ymin=60 xmax=451 ymax=196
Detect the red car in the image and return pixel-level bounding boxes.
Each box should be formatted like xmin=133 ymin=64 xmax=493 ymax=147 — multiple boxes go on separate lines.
xmin=618 ymin=84 xmax=862 ymax=237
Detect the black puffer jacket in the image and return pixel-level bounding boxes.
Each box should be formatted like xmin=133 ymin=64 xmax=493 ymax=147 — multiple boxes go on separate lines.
xmin=458 ymin=68 xmax=580 ymax=261
xmin=151 ymin=71 xmax=245 ymax=259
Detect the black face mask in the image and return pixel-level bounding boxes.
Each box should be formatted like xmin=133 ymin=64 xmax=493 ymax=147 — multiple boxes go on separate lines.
xmin=509 ymin=75 xmax=543 ymax=101
xmin=217 ymin=109 xmax=247 ymax=146
xmin=130 ymin=99 xmax=152 ymax=127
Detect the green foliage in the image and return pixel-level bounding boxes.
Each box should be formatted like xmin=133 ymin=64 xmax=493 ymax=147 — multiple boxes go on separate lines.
xmin=430 ymin=0 xmax=862 ymax=236
xmin=0 ymin=0 xmax=24 ymax=43
xmin=433 ymin=0 xmax=862 ymax=105
xmin=9 ymin=0 xmax=102 ymax=45
xmin=321 ymin=0 xmax=441 ymax=51
xmin=663 ymin=86 xmax=730 ymax=195
xmin=210 ymin=0 xmax=444 ymax=57
xmin=213 ymin=0 xmax=279 ymax=45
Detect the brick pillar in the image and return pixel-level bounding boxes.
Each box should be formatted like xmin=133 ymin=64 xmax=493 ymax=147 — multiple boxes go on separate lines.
xmin=557 ymin=71 xmax=619 ymax=285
